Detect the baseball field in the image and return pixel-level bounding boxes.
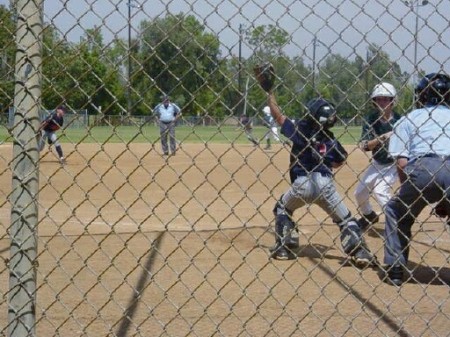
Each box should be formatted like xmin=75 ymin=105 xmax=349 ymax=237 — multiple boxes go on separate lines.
xmin=0 ymin=126 xmax=449 ymax=336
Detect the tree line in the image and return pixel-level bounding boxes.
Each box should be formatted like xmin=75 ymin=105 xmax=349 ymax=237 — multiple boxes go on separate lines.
xmin=0 ymin=5 xmax=419 ymax=120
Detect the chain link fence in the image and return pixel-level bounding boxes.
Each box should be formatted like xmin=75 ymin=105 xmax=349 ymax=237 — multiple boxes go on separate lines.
xmin=1 ymin=0 xmax=450 ymax=336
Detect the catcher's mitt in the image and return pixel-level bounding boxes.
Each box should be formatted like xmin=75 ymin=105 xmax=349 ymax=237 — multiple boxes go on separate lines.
xmin=254 ymin=63 xmax=275 ymax=92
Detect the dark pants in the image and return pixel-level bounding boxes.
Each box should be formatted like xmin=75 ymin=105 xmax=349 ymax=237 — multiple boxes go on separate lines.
xmin=384 ymin=156 xmax=450 ymax=266
xmin=159 ymin=121 xmax=176 ymax=154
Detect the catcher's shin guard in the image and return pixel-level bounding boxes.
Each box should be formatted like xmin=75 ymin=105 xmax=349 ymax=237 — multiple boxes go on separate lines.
xmin=340 ymin=219 xmax=376 ymax=266
xmin=340 ymin=220 xmax=363 ymax=255
xmin=270 ymin=214 xmax=299 ymax=260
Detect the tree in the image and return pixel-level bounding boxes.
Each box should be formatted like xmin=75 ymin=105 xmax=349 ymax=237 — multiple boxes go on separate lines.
xmin=41 ymin=25 xmax=123 ymax=115
xmin=41 ymin=23 xmax=73 ymax=109
xmin=245 ymin=24 xmax=288 ymax=110
xmin=138 ymin=13 xmax=224 ymax=117
xmin=77 ymin=27 xmax=123 ymax=115
xmin=244 ymin=25 xmax=308 ymax=117
xmin=0 ymin=4 xmax=16 ymax=112
xmin=245 ymin=24 xmax=290 ymax=61
xmin=313 ymin=53 xmax=362 ymax=119
xmin=355 ymin=44 xmax=409 ymax=115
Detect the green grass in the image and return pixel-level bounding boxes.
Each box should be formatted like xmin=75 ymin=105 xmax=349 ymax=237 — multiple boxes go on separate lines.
xmin=0 ymin=124 xmax=362 ymax=145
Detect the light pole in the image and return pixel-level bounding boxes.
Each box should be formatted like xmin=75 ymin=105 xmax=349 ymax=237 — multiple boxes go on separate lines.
xmin=403 ymin=0 xmax=429 ymax=87
xmin=312 ymin=36 xmax=329 ymax=92
xmin=238 ymin=24 xmax=244 ymax=94
xmin=365 ymin=49 xmax=371 ymax=101
xmin=127 ymin=0 xmax=131 ymax=117
xmin=126 ymin=0 xmax=140 ymax=117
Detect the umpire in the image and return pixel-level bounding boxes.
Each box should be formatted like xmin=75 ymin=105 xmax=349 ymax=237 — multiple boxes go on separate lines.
xmin=384 ymin=73 xmax=450 ymax=286
xmin=153 ymin=95 xmax=181 ymax=156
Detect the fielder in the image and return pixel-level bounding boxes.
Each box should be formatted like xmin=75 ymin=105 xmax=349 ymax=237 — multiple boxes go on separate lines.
xmin=39 ymin=105 xmax=66 ymax=164
xmin=262 ymin=106 xmax=281 ymax=150
xmin=383 ymin=73 xmax=450 ymax=286
xmin=355 ymin=82 xmax=401 ymax=230
xmin=239 ymin=114 xmax=259 ymax=146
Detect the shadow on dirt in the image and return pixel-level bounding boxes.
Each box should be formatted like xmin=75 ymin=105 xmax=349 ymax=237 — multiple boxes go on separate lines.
xmin=114 ymin=231 xmax=164 ymax=337
xmin=409 ymin=264 xmax=450 ymax=285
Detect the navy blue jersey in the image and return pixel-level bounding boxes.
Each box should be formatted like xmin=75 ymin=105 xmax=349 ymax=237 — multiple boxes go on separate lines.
xmin=240 ymin=115 xmax=253 ymax=130
xmin=281 ymin=118 xmax=347 ymax=181
xmin=43 ymin=112 xmax=64 ymax=132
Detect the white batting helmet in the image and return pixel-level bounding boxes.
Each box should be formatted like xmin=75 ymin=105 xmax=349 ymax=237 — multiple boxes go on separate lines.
xmin=371 ymin=82 xmax=397 ymax=99
xmin=262 ymin=106 xmax=271 ymax=115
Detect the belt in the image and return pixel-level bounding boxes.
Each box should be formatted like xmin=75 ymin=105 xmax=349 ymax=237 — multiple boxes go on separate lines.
xmin=161 ymin=120 xmax=173 ymax=124
xmin=419 ymin=153 xmax=450 ymax=160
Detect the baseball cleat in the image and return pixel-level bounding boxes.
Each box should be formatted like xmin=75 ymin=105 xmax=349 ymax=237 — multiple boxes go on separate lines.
xmin=384 ymin=265 xmax=404 ymax=286
xmin=352 ymin=247 xmax=377 ymax=267
xmin=358 ymin=211 xmax=379 ymax=231
xmin=270 ymin=245 xmax=296 ymax=260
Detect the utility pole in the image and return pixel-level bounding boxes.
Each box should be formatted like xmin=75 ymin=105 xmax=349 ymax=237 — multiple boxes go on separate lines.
xmin=312 ymin=36 xmax=316 ymax=91
xmin=127 ymin=0 xmax=132 ymax=117
xmin=9 ymin=1 xmax=43 ymax=336
xmin=238 ymin=24 xmax=243 ymax=94
xmin=312 ymin=36 xmax=329 ymax=92
xmin=126 ymin=0 xmax=141 ymax=117
xmin=403 ymin=0 xmax=429 ymax=91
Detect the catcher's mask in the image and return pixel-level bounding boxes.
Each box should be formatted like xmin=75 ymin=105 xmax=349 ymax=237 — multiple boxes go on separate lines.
xmin=415 ymin=73 xmax=450 ymax=107
xmin=306 ymin=98 xmax=337 ymax=129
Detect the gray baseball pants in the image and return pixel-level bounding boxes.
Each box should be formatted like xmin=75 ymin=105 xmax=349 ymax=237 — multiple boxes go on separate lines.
xmin=159 ymin=121 xmax=176 ymax=154
xmin=384 ymin=156 xmax=450 ymax=266
xmin=278 ymin=172 xmax=352 ymax=225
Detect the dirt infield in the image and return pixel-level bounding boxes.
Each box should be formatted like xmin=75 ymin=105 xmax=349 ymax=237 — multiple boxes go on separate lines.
xmin=1 ymin=143 xmax=449 ymax=336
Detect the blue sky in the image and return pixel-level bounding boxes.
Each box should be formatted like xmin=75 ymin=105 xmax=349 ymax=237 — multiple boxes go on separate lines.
xmin=2 ymin=0 xmax=449 ymax=76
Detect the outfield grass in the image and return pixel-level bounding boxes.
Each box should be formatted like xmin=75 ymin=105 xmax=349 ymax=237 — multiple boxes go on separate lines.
xmin=0 ymin=124 xmax=362 ymax=145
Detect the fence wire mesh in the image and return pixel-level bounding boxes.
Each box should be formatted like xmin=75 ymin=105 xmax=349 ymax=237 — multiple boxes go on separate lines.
xmin=1 ymin=0 xmax=450 ymax=336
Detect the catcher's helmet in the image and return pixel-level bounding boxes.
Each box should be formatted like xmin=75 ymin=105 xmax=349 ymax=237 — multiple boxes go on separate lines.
xmin=371 ymin=82 xmax=396 ymax=100
xmin=415 ymin=73 xmax=450 ymax=107
xmin=306 ymin=98 xmax=337 ymax=129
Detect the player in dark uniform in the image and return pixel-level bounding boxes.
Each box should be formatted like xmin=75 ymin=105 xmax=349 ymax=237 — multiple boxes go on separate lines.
xmin=267 ymin=92 xmax=375 ymax=266
xmin=239 ymin=114 xmax=259 ymax=146
xmin=39 ymin=105 xmax=66 ymax=164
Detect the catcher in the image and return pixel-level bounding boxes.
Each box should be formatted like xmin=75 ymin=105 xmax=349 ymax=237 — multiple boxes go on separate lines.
xmin=255 ymin=64 xmax=375 ymax=265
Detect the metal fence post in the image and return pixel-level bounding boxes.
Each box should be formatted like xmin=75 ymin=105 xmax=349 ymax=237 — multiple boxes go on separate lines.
xmin=8 ymin=1 xmax=43 ymax=336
